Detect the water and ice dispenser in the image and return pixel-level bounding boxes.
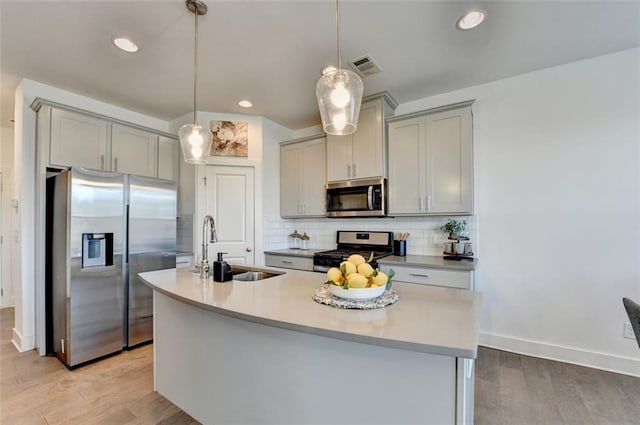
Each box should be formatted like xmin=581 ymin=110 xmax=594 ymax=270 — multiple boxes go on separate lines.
xmin=81 ymin=233 xmax=114 ymax=268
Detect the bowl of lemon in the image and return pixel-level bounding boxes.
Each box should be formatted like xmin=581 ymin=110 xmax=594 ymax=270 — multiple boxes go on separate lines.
xmin=325 ymin=254 xmax=393 ymax=301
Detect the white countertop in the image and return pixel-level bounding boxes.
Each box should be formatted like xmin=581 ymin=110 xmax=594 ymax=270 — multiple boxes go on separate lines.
xmin=263 ymin=248 xmax=324 ymax=258
xmin=139 ymin=266 xmax=482 ymax=358
xmin=380 ymin=255 xmax=478 ymax=271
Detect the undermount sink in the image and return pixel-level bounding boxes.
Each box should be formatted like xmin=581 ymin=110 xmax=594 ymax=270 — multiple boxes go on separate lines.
xmin=232 ymin=271 xmax=280 ymax=281
xmin=229 ymin=266 xmax=283 ymax=281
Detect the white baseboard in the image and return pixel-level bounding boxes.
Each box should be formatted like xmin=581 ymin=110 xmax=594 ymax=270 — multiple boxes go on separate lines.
xmin=11 ymin=327 xmax=34 ymax=353
xmin=479 ymin=332 xmax=640 ymax=378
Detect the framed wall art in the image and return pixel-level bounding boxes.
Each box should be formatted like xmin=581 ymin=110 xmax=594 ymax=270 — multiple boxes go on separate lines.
xmin=210 ymin=120 xmax=248 ymax=157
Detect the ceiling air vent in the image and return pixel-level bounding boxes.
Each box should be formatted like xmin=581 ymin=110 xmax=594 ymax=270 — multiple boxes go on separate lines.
xmin=350 ymin=55 xmax=382 ymax=77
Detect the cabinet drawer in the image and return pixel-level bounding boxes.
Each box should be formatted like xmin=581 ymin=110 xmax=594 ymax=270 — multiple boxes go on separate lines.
xmin=265 ymin=254 xmax=313 ymax=271
xmin=176 ymin=255 xmax=192 ymax=269
xmin=380 ymin=265 xmax=472 ymax=290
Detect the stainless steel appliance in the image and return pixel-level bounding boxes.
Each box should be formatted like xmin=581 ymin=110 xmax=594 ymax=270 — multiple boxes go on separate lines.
xmin=326 ymin=178 xmax=386 ymax=218
xmin=126 ymin=175 xmax=177 ymax=347
xmin=313 ymin=231 xmax=394 ymax=272
xmin=46 ymin=168 xmax=176 ymax=368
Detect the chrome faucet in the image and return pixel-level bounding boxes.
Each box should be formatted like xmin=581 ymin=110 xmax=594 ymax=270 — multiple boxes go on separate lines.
xmin=198 ymin=215 xmax=218 ymax=278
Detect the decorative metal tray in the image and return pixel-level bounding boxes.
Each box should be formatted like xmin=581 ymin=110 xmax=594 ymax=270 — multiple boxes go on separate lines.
xmin=312 ymin=284 xmax=399 ymax=310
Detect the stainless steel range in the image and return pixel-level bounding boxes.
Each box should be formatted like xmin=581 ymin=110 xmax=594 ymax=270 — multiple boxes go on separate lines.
xmin=313 ymin=231 xmax=394 ymax=272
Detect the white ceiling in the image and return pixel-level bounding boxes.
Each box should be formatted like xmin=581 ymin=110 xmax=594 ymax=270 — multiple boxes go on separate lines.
xmin=1 ymin=1 xmax=639 ymax=130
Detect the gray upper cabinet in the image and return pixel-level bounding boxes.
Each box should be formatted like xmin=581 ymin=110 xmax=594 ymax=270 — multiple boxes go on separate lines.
xmin=111 ymin=124 xmax=158 ymax=178
xmin=280 ymin=135 xmax=326 ymax=218
xmin=158 ymin=136 xmax=179 ymax=181
xmin=50 ymin=108 xmax=109 ymax=170
xmin=42 ymin=103 xmax=178 ymax=181
xmin=388 ymin=101 xmax=474 ymax=215
xmin=326 ymin=92 xmax=397 ymax=182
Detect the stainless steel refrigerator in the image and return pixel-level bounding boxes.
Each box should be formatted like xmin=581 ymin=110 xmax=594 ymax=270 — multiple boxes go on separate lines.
xmin=47 ymin=168 xmax=176 ymax=368
xmin=126 ymin=174 xmax=176 ymax=347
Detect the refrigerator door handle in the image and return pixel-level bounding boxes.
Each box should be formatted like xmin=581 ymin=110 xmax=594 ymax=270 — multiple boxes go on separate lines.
xmin=125 ymin=205 xmax=130 ymax=264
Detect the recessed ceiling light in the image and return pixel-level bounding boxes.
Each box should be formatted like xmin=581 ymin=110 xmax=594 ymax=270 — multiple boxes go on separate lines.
xmin=238 ymin=100 xmax=253 ymax=108
xmin=456 ymin=10 xmax=486 ymax=30
xmin=112 ymin=37 xmax=139 ymax=53
xmin=322 ymin=66 xmax=337 ymax=75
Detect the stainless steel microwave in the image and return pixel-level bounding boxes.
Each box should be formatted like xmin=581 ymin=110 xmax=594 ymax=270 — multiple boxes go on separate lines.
xmin=326 ymin=178 xmax=386 ymax=218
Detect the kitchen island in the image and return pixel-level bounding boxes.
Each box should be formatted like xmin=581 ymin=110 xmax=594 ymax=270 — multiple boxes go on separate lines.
xmin=139 ymin=266 xmax=482 ymax=425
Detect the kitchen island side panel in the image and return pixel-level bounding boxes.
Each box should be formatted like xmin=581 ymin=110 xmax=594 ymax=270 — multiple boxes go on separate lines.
xmin=154 ymin=292 xmax=458 ymax=425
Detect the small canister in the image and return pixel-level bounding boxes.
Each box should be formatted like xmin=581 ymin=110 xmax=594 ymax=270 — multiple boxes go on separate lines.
xmin=289 ymin=230 xmax=301 ymax=249
xmin=393 ymin=240 xmax=406 ymax=256
xmin=300 ymin=232 xmax=310 ymax=250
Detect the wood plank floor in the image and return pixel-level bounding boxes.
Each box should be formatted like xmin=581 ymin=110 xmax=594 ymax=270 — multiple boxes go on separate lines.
xmin=475 ymin=345 xmax=640 ymax=425
xmin=1 ymin=307 xmax=639 ymax=424
xmin=0 ymin=308 xmax=198 ymax=425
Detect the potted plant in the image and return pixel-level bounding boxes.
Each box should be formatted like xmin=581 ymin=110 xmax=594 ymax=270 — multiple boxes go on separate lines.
xmin=440 ymin=219 xmax=468 ymax=240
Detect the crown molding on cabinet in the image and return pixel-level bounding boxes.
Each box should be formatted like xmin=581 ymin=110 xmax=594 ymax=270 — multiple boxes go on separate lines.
xmin=363 ymin=91 xmax=398 ymax=111
xmin=279 ymin=133 xmax=326 ymax=146
xmin=386 ymin=99 xmax=476 ymax=123
xmin=30 ymin=98 xmax=178 ymax=140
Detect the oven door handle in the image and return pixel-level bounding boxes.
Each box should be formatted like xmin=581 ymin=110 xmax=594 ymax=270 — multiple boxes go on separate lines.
xmin=367 ymin=186 xmax=374 ymax=210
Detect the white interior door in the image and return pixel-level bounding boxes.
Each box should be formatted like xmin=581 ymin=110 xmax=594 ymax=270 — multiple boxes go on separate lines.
xmin=204 ymin=166 xmax=255 ymax=264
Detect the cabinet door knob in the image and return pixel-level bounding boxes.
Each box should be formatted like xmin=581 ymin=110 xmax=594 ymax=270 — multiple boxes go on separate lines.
xmin=246 ymin=247 xmax=252 ymax=252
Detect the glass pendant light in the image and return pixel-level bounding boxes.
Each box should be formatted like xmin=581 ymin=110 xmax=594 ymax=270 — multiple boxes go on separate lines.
xmin=179 ymin=0 xmax=212 ymax=164
xmin=316 ymin=0 xmax=363 ymax=136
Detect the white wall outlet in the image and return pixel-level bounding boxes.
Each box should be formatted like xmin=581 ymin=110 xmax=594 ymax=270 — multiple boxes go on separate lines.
xmin=428 ymin=234 xmax=438 ymax=245
xmin=623 ymin=322 xmax=635 ymax=339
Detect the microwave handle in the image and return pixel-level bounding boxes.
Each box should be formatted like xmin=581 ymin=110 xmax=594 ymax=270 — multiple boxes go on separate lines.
xmin=367 ymin=186 xmax=374 ymax=210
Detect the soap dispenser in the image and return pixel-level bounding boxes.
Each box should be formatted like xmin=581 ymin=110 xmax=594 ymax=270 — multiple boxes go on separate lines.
xmin=213 ymin=252 xmax=232 ymax=282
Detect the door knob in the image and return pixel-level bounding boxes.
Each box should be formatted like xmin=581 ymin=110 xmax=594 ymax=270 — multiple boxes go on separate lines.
xmin=246 ymin=247 xmax=252 ymax=252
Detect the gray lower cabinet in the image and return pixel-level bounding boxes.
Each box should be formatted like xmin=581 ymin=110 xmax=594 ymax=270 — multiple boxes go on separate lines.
xmin=388 ymin=101 xmax=474 ymax=215
xmin=379 ymin=264 xmax=474 ymax=290
xmin=176 ymin=254 xmax=193 ymax=269
xmin=265 ymin=254 xmax=314 ymax=271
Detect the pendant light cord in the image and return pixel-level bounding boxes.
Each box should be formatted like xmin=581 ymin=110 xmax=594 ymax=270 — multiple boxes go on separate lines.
xmin=193 ymin=4 xmax=199 ymax=125
xmin=335 ymin=0 xmax=341 ymax=70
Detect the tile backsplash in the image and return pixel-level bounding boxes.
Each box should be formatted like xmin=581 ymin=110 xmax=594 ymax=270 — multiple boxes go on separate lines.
xmin=177 ymin=214 xmax=194 ymax=253
xmin=263 ymin=215 xmax=479 ymax=257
